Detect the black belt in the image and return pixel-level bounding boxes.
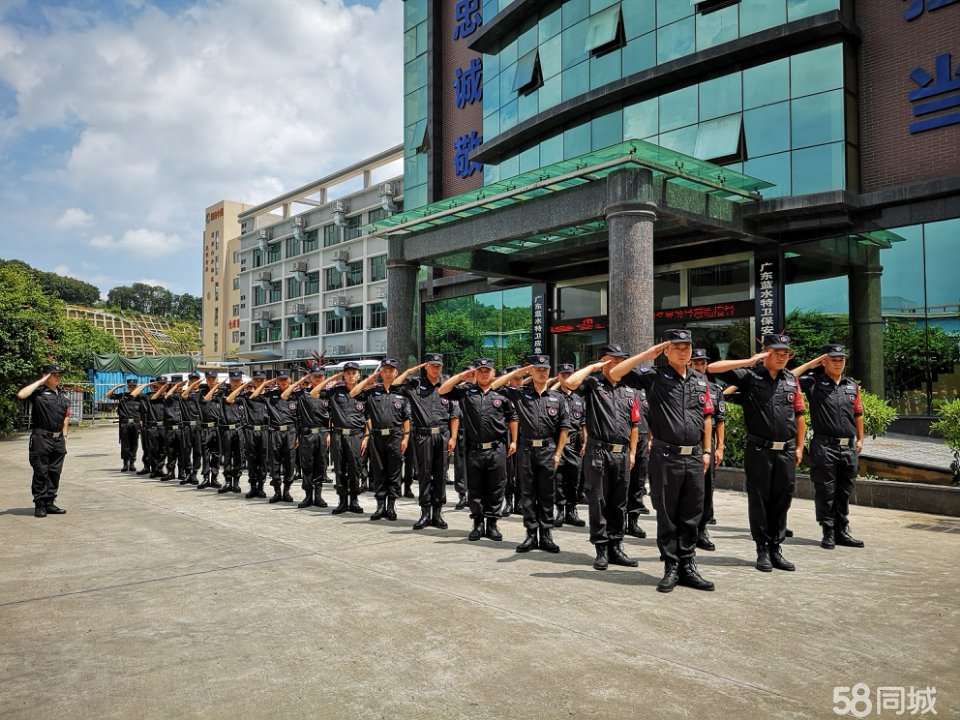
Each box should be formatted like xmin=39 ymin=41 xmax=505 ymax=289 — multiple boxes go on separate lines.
xmin=472 ymin=440 xmax=502 ymax=450
xmin=186 ymin=421 xmax=198 ymax=427
xmin=814 ymin=434 xmax=855 ymax=447
xmin=121 ymin=418 xmax=138 ymax=424
xmin=335 ymin=427 xmax=364 ymax=436
xmin=249 ymin=425 xmax=266 ymax=432
xmin=203 ymin=421 xmax=218 ymax=428
xmin=147 ymin=420 xmax=164 ymax=426
xmin=415 ymin=426 xmax=445 ymax=435
xmin=747 ymin=434 xmax=795 ymax=451
xmin=273 ymin=424 xmax=295 ymax=432
xmin=652 ymin=439 xmax=702 ymax=456
xmin=304 ymin=427 xmax=328 ymax=435
xmin=372 ymin=428 xmax=402 ymax=436
xmin=32 ymin=429 xmax=63 ymax=439
xmin=523 ymin=438 xmax=554 ymax=448
xmin=165 ymin=423 xmax=180 ymax=429
xmin=590 ymin=439 xmax=629 ymax=454
xmin=223 ymin=423 xmax=241 ymax=430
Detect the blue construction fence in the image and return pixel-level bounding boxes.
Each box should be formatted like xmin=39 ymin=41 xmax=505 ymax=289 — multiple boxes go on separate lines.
xmin=88 ymin=370 xmax=154 ymax=405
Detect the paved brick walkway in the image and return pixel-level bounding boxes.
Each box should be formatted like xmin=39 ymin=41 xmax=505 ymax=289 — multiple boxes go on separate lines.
xmin=861 ymin=433 xmax=956 ymax=471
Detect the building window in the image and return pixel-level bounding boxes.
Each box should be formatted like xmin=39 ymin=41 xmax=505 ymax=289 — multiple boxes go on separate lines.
xmin=232 ymin=277 xmax=240 ymax=290
xmin=270 ymin=320 xmax=281 ymax=342
xmin=233 ymin=251 xmax=240 ymax=263
xmin=231 ymin=331 xmax=240 ymax=343
xmin=286 ymin=237 xmax=301 ymax=258
xmin=305 ymin=313 xmax=320 ymax=337
xmin=347 ymin=305 xmax=363 ymax=332
xmin=369 ymin=302 xmax=386 ymax=328
xmin=324 ymin=267 xmax=343 ymax=291
xmin=345 ymin=260 xmax=363 ymax=287
xmin=323 ymin=224 xmax=339 ymax=247
xmin=304 ymin=271 xmax=320 ymax=295
xmin=254 ymin=286 xmax=266 ymax=306
xmin=367 ymin=207 xmax=388 ymax=225
xmin=303 ymin=229 xmax=319 ymax=252
xmin=254 ymin=324 xmax=268 ymax=344
xmin=232 ymin=304 xmax=239 ymax=317
xmin=287 ymin=277 xmax=302 ymax=298
xmin=369 ymin=254 xmax=387 ymax=282
xmin=269 ymin=281 xmax=282 ymax=304
xmin=689 ymin=260 xmax=751 ymax=305
xmin=325 ymin=311 xmax=344 ymax=334
xmin=267 ymin=243 xmax=281 ymax=264
xmin=288 ymin=318 xmax=303 ymax=339
xmin=344 ymin=215 xmax=362 ymax=241
xmin=253 ymin=249 xmax=263 ymax=268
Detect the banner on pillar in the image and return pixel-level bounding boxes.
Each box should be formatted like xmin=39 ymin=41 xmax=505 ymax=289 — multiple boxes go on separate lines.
xmin=754 ymin=251 xmax=783 ymax=339
xmin=531 ymin=284 xmax=547 ymax=355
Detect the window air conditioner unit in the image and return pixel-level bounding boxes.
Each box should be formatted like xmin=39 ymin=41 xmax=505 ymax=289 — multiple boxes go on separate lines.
xmin=256 ymin=310 xmax=272 ymax=328
xmin=293 ymin=304 xmax=307 ymax=322
xmin=334 ymin=306 xmax=349 ymax=320
xmin=291 ymin=216 xmax=304 ymax=240
xmin=256 ymin=270 xmax=272 ymax=287
xmin=257 ymin=228 xmax=269 ymax=251
xmin=333 ymin=200 xmax=347 ymax=227
xmin=291 ymin=261 xmax=308 ymax=276
xmin=379 ymin=182 xmax=397 ymax=213
xmin=333 ymin=249 xmax=350 ymax=273
xmin=331 ymin=295 xmax=349 ymax=308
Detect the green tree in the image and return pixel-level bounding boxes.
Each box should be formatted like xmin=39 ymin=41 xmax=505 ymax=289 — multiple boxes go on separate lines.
xmin=0 ymin=258 xmax=101 ymax=305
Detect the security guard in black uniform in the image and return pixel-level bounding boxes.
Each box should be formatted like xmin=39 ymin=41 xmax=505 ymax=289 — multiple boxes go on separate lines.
xmin=323 ymin=362 xmax=366 ymax=515
xmin=264 ymin=372 xmax=298 ymax=504
xmin=351 ymin=359 xmax=411 ymax=521
xmin=709 ymin=334 xmax=806 ymax=573
xmin=690 ymin=348 xmax=726 ymax=551
xmin=452 ymin=366 xmax=472 ymax=511
xmin=793 ymin=344 xmax=866 ymax=550
xmin=106 ymin=377 xmax=141 ymax=472
xmin=500 ymin=365 xmax=522 ymax=516
xmin=237 ymin=371 xmax=271 ymax=500
xmin=494 ymin=356 xmax=570 ymax=552
xmin=283 ymin=369 xmax=337 ymax=508
xmin=552 ymin=363 xmax=586 ymax=528
xmin=626 ymin=387 xmax=651 ymax=538
xmin=161 ymin=375 xmax=189 ymax=481
xmin=440 ymin=358 xmax=518 ymax=542
xmin=215 ymin=371 xmax=247 ymax=494
xmin=395 ymin=354 xmax=459 ymax=531
xmin=18 ymin=364 xmax=71 ymax=518
xmin=179 ymin=372 xmax=203 ymax=485
xmin=196 ymin=371 xmax=224 ymax=490
xmin=613 ymin=331 xmax=716 ymax=593
xmin=563 ymin=344 xmax=647 ymax=571
xmin=134 ymin=376 xmax=168 ymax=478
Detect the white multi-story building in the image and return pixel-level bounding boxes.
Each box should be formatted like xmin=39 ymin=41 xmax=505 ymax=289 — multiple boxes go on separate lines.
xmin=231 ymin=146 xmax=403 ymax=370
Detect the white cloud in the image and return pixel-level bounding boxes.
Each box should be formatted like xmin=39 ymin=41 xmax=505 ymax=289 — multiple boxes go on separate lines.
xmin=54 ymin=207 xmax=94 ymax=229
xmin=136 ymin=277 xmax=169 ymax=288
xmin=89 ymin=228 xmax=185 ymax=256
xmin=0 ymin=0 xmax=404 ymax=293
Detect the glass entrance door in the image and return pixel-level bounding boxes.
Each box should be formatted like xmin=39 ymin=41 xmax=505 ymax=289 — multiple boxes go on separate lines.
xmin=554 ymin=327 xmax=609 ymax=368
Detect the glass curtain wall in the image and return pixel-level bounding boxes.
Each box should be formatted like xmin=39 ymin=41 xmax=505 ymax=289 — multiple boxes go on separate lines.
xmin=403 ymin=0 xmax=429 ymax=210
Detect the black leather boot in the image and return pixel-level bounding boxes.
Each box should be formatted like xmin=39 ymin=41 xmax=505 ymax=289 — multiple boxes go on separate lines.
xmin=348 ymin=495 xmax=364 ymax=514
xmin=500 ymin=498 xmax=512 ymax=517
xmin=608 ymin=542 xmax=638 ymax=567
xmin=403 ymin=483 xmax=415 ymax=499
xmin=197 ymin=475 xmax=211 ymax=490
xmin=385 ymin=496 xmax=397 ymax=521
xmin=255 ymin=481 xmax=267 ymax=499
xmin=246 ymin=483 xmax=260 ymax=499
xmin=593 ymin=543 xmax=608 ymax=570
xmin=412 ymin=506 xmax=431 ymax=529
xmin=268 ymin=482 xmax=283 ymax=503
xmin=430 ymin=506 xmax=448 ymax=529
xmin=45 ymin=501 xmax=66 ymax=515
xmin=564 ymin=505 xmax=586 ymax=527
xmin=331 ymin=493 xmax=349 ymax=515
xmin=756 ymin=542 xmax=773 ymax=572
xmin=298 ymin=488 xmax=314 ymax=509
xmin=696 ymin=528 xmax=716 ymax=551
xmin=370 ymin=497 xmax=386 ymax=521
xmin=625 ymin=513 xmax=646 ymax=538
xmin=314 ymin=486 xmax=328 ymax=508
xmin=770 ymin=544 xmax=796 ymax=571
xmin=657 ymin=561 xmax=680 ymax=593
xmin=121 ymin=460 xmax=129 ymax=472
xmin=34 ymin=502 xmax=47 ymax=518
xmin=821 ymin=526 xmax=836 ymax=549
xmin=485 ymin=517 xmax=502 ymax=541
xmin=230 ymin=477 xmax=241 ymax=493
xmin=281 ymin=482 xmax=294 ymax=503
xmin=136 ymin=466 xmax=150 ymax=475
xmin=636 ymin=500 xmax=651 ymax=515
xmin=516 ymin=529 xmax=538 ymax=553
xmin=218 ymin=477 xmax=232 ymax=494
xmin=679 ymin=558 xmax=715 ymax=591
xmin=468 ymin=517 xmax=485 ymax=541
xmin=455 ymin=494 xmax=468 ymax=510
xmin=539 ymin=528 xmax=559 ymax=553
xmin=553 ymin=505 xmax=564 ymax=528
xmin=836 ymin=528 xmax=864 ymax=548
xmin=209 ymin=475 xmax=222 ymax=489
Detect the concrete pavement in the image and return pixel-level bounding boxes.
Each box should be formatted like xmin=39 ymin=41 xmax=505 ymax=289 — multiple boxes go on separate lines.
xmin=0 ymin=425 xmax=957 ymax=719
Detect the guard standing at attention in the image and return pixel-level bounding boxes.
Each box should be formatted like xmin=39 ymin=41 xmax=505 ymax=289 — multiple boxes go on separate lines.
xmin=264 ymin=372 xmax=298 ymax=504
xmin=17 ymin=364 xmax=71 ymax=518
xmin=395 ymin=354 xmax=459 ymax=531
xmin=690 ymin=348 xmax=726 ymax=551
xmin=350 ymin=359 xmax=411 ymax=521
xmin=551 ymin=363 xmax=586 ymax=528
xmin=226 ymin=371 xmax=269 ymax=499
xmin=323 ymin=361 xmax=367 ymax=515
xmin=196 ymin=370 xmax=224 ymax=490
xmin=282 ymin=369 xmax=339 ymax=509
xmin=178 ymin=372 xmax=203 ymax=486
xmin=106 ymin=377 xmax=141 ymax=472
xmin=161 ymin=375 xmax=188 ymax=481
xmin=709 ymin=334 xmax=806 ymax=573
xmin=493 ymin=357 xmax=570 ymax=553
xmin=452 ymin=364 xmax=473 ymax=511
xmin=439 ymin=359 xmax=518 ymax=542
xmin=214 ymin=371 xmax=247 ymax=494
xmin=500 ymin=365 xmax=522 ymax=516
xmin=625 ymin=386 xmax=651 ymax=538
xmin=612 ymin=331 xmax=716 ymax=593
xmin=563 ymin=344 xmax=651 ymax=571
xmin=133 ymin=377 xmax=168 ymax=478
xmin=793 ymin=344 xmax=866 ymax=550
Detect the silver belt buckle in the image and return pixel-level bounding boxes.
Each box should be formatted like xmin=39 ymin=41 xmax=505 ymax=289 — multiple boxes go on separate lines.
xmin=679 ymin=445 xmax=694 ymax=456
xmin=480 ymin=441 xmax=494 ymax=450
xmin=310 ymin=428 xmax=321 ymax=435
xmin=341 ymin=428 xmax=351 ymax=436
xmin=531 ymin=439 xmax=545 ymax=448
xmin=253 ymin=425 xmax=262 ymax=431
xmin=611 ymin=443 xmax=624 ymax=453
xmin=278 ymin=424 xmax=288 ymax=432
xmin=379 ymin=428 xmax=392 ymax=436
xmin=771 ymin=441 xmax=786 ymax=451
xmin=430 ymin=427 xmax=441 ymax=435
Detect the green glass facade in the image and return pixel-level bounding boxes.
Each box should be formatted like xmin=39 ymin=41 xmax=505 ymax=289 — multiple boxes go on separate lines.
xmin=403 ymin=0 xmax=430 ymax=210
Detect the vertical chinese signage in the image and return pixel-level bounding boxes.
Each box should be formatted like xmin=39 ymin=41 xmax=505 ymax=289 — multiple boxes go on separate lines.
xmin=903 ymin=1 xmax=960 ymax=134
xmin=531 ymin=284 xmax=546 ymax=355
xmin=452 ymin=1 xmax=483 ymax=178
xmin=755 ymin=252 xmax=782 ymax=341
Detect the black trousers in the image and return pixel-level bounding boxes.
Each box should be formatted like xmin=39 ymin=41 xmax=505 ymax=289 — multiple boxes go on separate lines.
xmin=143 ymin=423 xmax=164 ymax=472
xmin=809 ymin=437 xmax=857 ymax=531
xmin=221 ymin=428 xmax=245 ymax=480
xmin=466 ymin=443 xmax=506 ymax=520
xmin=555 ymin=455 xmax=581 ymax=508
xmin=201 ymin=425 xmax=221 ymax=479
xmin=744 ymin=442 xmax=796 ymax=545
xmin=505 ymin=452 xmax=518 ymax=501
xmin=583 ymin=441 xmax=629 ymax=545
xmin=698 ymin=456 xmax=716 ymax=533
xmin=165 ymin=425 xmax=191 ymax=476
xmin=627 ymin=433 xmax=649 ymax=514
xmin=413 ymin=430 xmax=448 ymax=508
xmin=299 ymin=430 xmax=329 ymax=492
xmin=518 ymin=442 xmax=557 ymax=532
xmin=189 ymin=425 xmax=203 ymax=478
xmin=649 ymin=445 xmax=705 ymax=564
xmin=403 ymin=441 xmax=416 ymax=486
xmin=270 ymin=428 xmax=297 ymax=487
xmin=453 ymin=431 xmax=467 ymax=497
xmin=29 ymin=430 xmax=66 ymax=503
xmin=369 ymin=431 xmax=403 ymax=499
xmin=332 ymin=431 xmax=363 ymax=496
xmin=118 ymin=419 xmax=139 ymax=463
xmin=245 ymin=428 xmax=270 ymax=485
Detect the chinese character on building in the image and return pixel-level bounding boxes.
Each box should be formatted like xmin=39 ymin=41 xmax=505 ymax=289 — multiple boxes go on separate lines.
xmin=453 ymin=0 xmax=483 ymax=40
xmin=454 ymin=58 xmax=483 ymax=108
xmin=904 ymin=0 xmax=959 ymax=21
xmin=454 ymin=131 xmax=483 ymax=178
xmin=909 ymin=52 xmax=960 ymax=134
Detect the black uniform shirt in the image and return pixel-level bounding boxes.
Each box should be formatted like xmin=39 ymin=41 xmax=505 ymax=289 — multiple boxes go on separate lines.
xmin=294 ymin=388 xmax=330 ymax=429
xmin=323 ymin=384 xmax=367 ymax=430
xmin=242 ymin=391 xmax=272 ymax=427
xmin=579 ymin=374 xmax=640 ymax=444
xmin=637 ymin=388 xmax=650 ymax=434
xmin=263 ymin=387 xmax=298 ymax=428
xmin=501 ymin=385 xmax=571 ymax=440
xmin=625 ymin=367 xmax=713 ymax=447
xmin=114 ymin=391 xmax=140 ymax=420
xmin=443 ymin=384 xmax=517 ymax=445
xmin=30 ymin=385 xmax=69 ymax=432
xmin=221 ymin=391 xmax=247 ymax=426
xmin=163 ymin=394 xmax=183 ymax=424
xmin=361 ymin=384 xmax=410 ymax=429
xmin=144 ymin=391 xmax=166 ymax=422
xmin=800 ymin=370 xmax=862 ymax=438
xmin=401 ymin=377 xmax=454 ymax=429
xmin=199 ymin=384 xmax=225 ymax=423
xmin=181 ymin=391 xmax=202 ymax=422
xmin=714 ymin=363 xmax=805 ymax=441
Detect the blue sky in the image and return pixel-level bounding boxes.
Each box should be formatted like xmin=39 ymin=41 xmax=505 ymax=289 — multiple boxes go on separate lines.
xmin=0 ymin=0 xmax=402 ymax=297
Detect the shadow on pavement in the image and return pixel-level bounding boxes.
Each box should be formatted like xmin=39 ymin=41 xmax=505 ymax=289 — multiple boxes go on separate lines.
xmin=530 ymin=568 xmax=661 ymax=587
xmin=0 ymin=507 xmax=37 ymax=516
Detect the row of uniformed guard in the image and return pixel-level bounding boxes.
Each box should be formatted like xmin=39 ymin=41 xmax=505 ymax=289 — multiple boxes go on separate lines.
xmin=20 ymin=330 xmax=865 ymax=592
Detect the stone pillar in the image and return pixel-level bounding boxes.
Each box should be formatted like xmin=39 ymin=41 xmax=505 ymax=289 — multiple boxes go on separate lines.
xmin=605 ymin=168 xmax=657 ymax=352
xmin=850 ymin=246 xmax=885 ymax=396
xmin=387 ymin=236 xmax=419 ymax=367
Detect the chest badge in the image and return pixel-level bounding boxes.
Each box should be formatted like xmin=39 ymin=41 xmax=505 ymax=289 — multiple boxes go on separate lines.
xmin=492 ymin=398 xmax=502 ymax=408
xmin=393 ymin=400 xmax=403 ymax=410
xmin=547 ymin=406 xmax=557 ymax=416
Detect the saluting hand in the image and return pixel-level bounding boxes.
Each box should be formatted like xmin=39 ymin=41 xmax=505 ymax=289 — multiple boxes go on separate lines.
xmin=750 ymin=351 xmax=771 ymax=363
